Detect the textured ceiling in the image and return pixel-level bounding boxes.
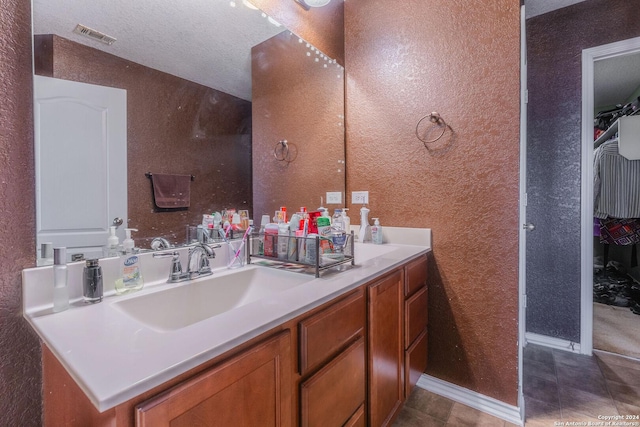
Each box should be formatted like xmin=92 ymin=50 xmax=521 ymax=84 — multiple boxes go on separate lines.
xmin=32 ymin=0 xmax=285 ymax=100
xmin=525 ymin=0 xmax=588 ymax=18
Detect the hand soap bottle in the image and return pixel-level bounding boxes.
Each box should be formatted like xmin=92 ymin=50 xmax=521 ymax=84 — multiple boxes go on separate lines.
xmin=371 ymin=218 xmax=383 ymax=245
xmin=106 ymin=226 xmax=120 ymax=257
xmin=115 ymin=228 xmax=144 ymax=295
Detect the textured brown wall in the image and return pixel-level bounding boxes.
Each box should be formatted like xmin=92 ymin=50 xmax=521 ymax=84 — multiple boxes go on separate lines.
xmin=345 ymin=0 xmax=521 ymax=404
xmin=34 ymin=35 xmax=253 ymax=246
xmin=0 ymin=0 xmax=42 ymax=425
xmin=249 ymin=0 xmax=344 ymax=66
xmin=252 ymin=31 xmax=345 ymax=220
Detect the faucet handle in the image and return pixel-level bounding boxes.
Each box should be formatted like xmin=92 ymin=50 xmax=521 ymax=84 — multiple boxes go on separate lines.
xmin=153 ymin=251 xmax=183 ymax=282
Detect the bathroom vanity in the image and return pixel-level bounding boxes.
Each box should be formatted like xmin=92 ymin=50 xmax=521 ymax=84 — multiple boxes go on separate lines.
xmin=23 ymin=238 xmax=430 ymax=427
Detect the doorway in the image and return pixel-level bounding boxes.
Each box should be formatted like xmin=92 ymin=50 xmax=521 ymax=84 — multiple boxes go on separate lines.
xmin=581 ymin=35 xmax=640 ymax=358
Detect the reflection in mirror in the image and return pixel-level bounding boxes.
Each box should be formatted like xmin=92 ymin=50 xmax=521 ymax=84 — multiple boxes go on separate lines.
xmin=32 ymin=0 xmax=345 ymax=260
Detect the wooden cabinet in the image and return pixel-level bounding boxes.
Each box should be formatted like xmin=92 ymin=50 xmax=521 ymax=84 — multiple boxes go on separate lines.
xmin=42 ymin=253 xmax=429 ymax=427
xmin=403 ymin=255 xmax=429 ymax=398
xmin=368 ymin=269 xmax=404 ymax=427
xmin=298 ymin=289 xmax=366 ymax=427
xmin=136 ymin=331 xmax=292 ymax=427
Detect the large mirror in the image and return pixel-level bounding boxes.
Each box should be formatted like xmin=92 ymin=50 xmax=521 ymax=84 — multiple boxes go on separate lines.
xmin=32 ymin=0 xmax=345 ymax=260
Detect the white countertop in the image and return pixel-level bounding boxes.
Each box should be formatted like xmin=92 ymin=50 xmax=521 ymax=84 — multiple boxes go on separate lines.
xmin=23 ymin=230 xmax=430 ymax=412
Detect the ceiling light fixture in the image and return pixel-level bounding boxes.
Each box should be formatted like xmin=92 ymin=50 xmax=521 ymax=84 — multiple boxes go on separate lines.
xmin=293 ymin=0 xmax=331 ymax=11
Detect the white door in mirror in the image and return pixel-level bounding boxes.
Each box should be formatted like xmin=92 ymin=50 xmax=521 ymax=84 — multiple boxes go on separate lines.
xmin=34 ymin=76 xmax=127 ymax=261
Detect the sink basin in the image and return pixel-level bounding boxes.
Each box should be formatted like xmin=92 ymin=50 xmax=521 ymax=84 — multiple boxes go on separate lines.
xmin=113 ymin=266 xmax=311 ymax=331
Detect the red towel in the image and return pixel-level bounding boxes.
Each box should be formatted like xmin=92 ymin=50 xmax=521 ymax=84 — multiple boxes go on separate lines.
xmin=151 ymin=174 xmax=191 ymax=208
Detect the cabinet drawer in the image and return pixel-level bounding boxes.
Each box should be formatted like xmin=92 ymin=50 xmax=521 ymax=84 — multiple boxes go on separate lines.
xmin=405 ymin=329 xmax=428 ymax=398
xmin=405 ymin=255 xmax=428 ymax=297
xmin=300 ymin=337 xmax=366 ymax=427
xmin=299 ymin=289 xmax=365 ymax=375
xmin=405 ymin=286 xmax=428 ymax=347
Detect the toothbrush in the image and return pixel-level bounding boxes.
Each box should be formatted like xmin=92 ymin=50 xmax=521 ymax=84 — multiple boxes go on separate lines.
xmin=229 ymin=226 xmax=253 ymax=266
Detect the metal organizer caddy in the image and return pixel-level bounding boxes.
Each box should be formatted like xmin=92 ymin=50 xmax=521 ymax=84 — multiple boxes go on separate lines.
xmin=247 ymin=231 xmax=355 ymax=277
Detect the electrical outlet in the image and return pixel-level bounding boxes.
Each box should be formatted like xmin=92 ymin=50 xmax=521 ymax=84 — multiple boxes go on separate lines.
xmin=351 ymin=191 xmax=369 ymax=204
xmin=326 ymin=192 xmax=342 ymax=204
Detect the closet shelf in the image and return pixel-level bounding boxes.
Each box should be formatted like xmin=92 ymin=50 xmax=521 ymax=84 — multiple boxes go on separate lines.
xmin=594 ymin=119 xmax=620 ymax=148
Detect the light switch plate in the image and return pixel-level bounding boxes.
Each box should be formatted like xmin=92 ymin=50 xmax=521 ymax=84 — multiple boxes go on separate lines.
xmin=351 ymin=191 xmax=369 ymax=204
xmin=326 ymin=192 xmax=342 ymax=204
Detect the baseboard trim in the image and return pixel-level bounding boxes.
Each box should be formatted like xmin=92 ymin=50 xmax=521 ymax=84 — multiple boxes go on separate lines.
xmin=525 ymin=332 xmax=581 ymax=353
xmin=416 ymin=374 xmax=523 ymax=426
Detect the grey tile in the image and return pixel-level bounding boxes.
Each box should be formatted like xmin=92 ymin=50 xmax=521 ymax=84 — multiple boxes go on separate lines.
xmin=404 ymin=388 xmax=454 ymax=422
xmin=392 ymin=405 xmax=446 ymax=427
xmin=446 ymin=402 xmax=506 ymax=427
xmin=598 ymin=360 xmax=640 ymax=386
xmin=614 ymin=400 xmax=640 ymax=416
xmin=523 ymin=374 xmax=560 ymax=407
xmin=558 ymin=387 xmax=618 ymax=419
xmin=523 ymin=357 xmax=556 ymax=383
xmin=524 ymin=344 xmax=554 ymax=365
xmin=561 ymin=409 xmax=606 ymax=424
xmin=556 ymin=364 xmax=609 ymax=397
xmin=607 ymin=381 xmax=640 ymax=407
xmin=524 ymin=396 xmax=562 ymax=425
xmin=553 ymin=349 xmax=600 ymax=372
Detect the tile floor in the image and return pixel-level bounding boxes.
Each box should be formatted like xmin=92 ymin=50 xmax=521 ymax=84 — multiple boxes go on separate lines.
xmin=392 ymin=344 xmax=640 ymax=426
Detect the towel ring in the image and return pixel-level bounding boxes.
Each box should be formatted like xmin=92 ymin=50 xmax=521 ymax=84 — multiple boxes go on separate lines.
xmin=273 ymin=140 xmax=298 ymax=163
xmin=415 ymin=112 xmax=449 ymax=145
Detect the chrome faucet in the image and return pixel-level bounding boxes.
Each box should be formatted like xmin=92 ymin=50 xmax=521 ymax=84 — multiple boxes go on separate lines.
xmin=150 ymin=237 xmax=172 ymax=251
xmin=153 ymin=243 xmax=219 ymax=283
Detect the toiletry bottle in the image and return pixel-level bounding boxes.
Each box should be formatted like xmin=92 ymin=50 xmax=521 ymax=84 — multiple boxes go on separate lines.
xmin=332 ymin=209 xmax=344 ymax=231
xmin=53 ymin=247 xmax=69 ymax=312
xmin=358 ymin=206 xmax=371 ymax=243
xmin=83 ymin=259 xmax=103 ymax=304
xmin=116 ymin=228 xmax=144 ymax=295
xmin=277 ymin=222 xmax=290 ymax=260
xmin=371 ymin=218 xmax=383 ymax=245
xmin=106 ymin=226 xmax=120 ymax=257
xmin=342 ymin=208 xmax=351 ymax=233
xmin=316 ymin=216 xmax=332 ymax=238
xmin=264 ymin=223 xmax=279 ymax=257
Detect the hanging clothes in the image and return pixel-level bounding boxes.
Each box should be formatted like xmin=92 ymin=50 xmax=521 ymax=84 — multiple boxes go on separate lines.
xmin=594 ymin=139 xmax=640 ymax=219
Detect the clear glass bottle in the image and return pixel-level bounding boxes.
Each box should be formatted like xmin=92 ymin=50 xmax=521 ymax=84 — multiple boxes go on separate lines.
xmin=53 ymin=247 xmax=69 ymax=312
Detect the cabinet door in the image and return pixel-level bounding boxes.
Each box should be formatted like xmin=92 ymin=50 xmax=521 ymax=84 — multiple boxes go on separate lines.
xmin=405 ymin=286 xmax=428 ymax=348
xmin=405 ymin=329 xmax=428 ymax=398
xmin=368 ymin=269 xmax=404 ymax=427
xmin=136 ymin=331 xmax=292 ymax=427
xmin=300 ymin=337 xmax=365 ymax=427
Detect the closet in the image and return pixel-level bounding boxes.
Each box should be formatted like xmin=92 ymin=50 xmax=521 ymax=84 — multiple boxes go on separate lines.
xmin=592 ymin=54 xmax=640 ymax=358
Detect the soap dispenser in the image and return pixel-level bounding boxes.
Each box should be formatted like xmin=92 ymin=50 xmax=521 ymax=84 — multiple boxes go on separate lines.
xmin=371 ymin=218 xmax=383 ymax=245
xmin=341 ymin=208 xmax=351 ymax=233
xmin=106 ymin=226 xmax=120 ymax=257
xmin=358 ymin=206 xmax=371 ymax=243
xmin=116 ymin=228 xmax=144 ymax=295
